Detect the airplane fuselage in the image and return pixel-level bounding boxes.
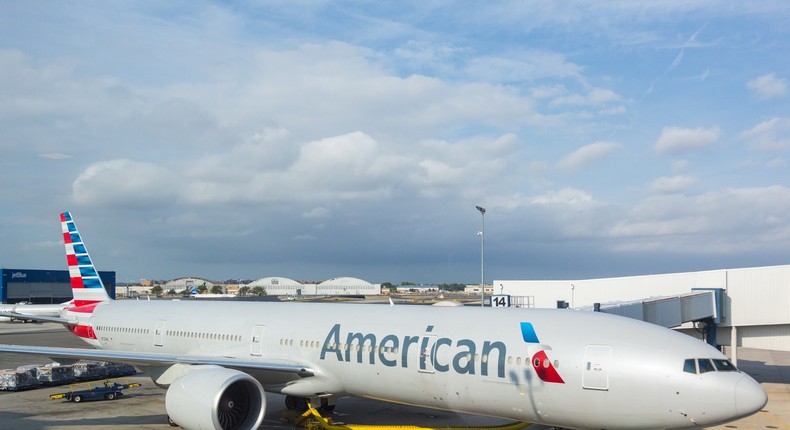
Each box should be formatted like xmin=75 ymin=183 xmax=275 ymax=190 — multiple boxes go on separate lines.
xmin=82 ymin=299 xmax=762 ymax=430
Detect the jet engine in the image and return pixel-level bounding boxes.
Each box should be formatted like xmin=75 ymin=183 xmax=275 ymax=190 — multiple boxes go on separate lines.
xmin=165 ymin=367 xmax=265 ymax=430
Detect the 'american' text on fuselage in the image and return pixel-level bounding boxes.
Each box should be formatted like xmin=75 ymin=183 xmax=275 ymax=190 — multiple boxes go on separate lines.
xmin=319 ymin=324 xmax=507 ymax=378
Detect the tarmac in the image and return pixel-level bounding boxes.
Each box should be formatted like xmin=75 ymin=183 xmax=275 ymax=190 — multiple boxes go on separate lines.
xmin=1 ymin=321 xmax=788 ymax=430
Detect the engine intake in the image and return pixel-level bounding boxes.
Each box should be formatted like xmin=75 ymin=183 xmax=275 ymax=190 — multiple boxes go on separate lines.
xmin=165 ymin=366 xmax=265 ymax=430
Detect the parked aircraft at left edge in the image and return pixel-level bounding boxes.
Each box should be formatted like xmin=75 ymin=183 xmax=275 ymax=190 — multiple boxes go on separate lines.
xmin=0 ymin=302 xmax=68 ymax=322
xmin=0 ymin=212 xmax=768 ymax=430
xmin=0 ymin=280 xmax=72 ymax=324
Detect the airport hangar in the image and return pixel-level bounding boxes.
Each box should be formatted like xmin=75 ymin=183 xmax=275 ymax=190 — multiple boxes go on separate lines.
xmin=0 ymin=268 xmax=116 ymax=304
xmin=246 ymin=276 xmax=382 ymax=296
xmin=495 ymin=264 xmax=790 ymax=365
xmin=126 ymin=276 xmax=382 ymax=297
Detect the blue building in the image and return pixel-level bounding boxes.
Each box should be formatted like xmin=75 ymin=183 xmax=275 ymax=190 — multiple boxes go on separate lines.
xmin=1 ymin=268 xmax=115 ymax=304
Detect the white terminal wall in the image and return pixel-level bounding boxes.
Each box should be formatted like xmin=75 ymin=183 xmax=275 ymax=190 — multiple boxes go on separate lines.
xmin=495 ymin=264 xmax=790 ymax=352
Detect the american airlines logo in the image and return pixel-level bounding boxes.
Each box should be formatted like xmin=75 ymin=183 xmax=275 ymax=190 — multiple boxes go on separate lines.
xmin=521 ymin=321 xmax=565 ymax=384
xmin=319 ymin=322 xmax=565 ymax=383
xmin=11 ymin=272 xmax=27 ymax=279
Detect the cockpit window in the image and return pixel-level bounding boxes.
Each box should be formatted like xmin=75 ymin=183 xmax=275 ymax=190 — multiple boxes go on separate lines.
xmin=713 ymin=359 xmax=738 ymax=372
xmin=684 ymin=358 xmax=739 ymax=374
xmin=698 ymin=359 xmax=716 ymax=373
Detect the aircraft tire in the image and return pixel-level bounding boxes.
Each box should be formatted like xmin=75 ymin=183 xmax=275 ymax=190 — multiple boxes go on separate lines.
xmin=285 ymin=395 xmax=309 ymax=412
xmin=296 ymin=397 xmax=308 ymax=412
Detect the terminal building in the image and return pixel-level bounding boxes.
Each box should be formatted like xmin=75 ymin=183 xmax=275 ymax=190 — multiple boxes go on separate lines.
xmin=1 ymin=268 xmax=116 ymax=304
xmin=495 ymin=264 xmax=790 ymax=362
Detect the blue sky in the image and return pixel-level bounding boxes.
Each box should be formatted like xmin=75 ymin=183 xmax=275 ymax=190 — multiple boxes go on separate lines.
xmin=1 ymin=1 xmax=788 ymax=284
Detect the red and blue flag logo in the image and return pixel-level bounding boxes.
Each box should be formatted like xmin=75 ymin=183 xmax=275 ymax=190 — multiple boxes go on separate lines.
xmin=520 ymin=322 xmax=565 ymax=384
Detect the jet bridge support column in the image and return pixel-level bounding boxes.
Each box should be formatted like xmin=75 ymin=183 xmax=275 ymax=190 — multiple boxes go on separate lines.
xmin=731 ymin=326 xmax=738 ymax=367
xmin=701 ymin=317 xmax=717 ymax=348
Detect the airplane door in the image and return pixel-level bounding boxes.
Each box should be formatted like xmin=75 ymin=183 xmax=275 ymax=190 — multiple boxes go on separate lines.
xmin=154 ymin=320 xmax=166 ymax=347
xmin=583 ymin=344 xmax=612 ymax=390
xmin=250 ymin=325 xmax=266 ymax=356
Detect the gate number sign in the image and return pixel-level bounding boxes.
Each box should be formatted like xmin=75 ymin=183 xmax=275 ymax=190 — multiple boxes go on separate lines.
xmin=491 ymin=294 xmax=511 ymax=308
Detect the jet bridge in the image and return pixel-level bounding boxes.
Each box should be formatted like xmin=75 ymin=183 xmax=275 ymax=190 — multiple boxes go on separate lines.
xmin=576 ymin=288 xmax=723 ymax=347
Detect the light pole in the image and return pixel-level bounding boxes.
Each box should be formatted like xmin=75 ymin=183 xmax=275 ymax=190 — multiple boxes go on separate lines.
xmin=476 ymin=205 xmax=486 ymax=307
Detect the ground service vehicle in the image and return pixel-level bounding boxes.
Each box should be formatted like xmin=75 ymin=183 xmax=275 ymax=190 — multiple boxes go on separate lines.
xmin=50 ymin=380 xmax=141 ymax=403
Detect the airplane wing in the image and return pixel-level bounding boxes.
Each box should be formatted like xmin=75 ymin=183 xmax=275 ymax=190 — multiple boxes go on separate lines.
xmin=0 ymin=344 xmax=315 ymax=377
xmin=0 ymin=312 xmax=72 ymax=325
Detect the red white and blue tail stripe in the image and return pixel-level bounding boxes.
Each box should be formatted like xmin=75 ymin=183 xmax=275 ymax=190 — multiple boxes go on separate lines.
xmin=61 ymin=212 xmax=110 ymax=343
xmin=61 ymin=211 xmax=111 ymax=307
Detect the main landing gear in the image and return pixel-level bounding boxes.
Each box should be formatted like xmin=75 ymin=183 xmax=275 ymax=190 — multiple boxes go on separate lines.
xmin=281 ymin=399 xmax=532 ymax=430
xmin=285 ymin=395 xmax=336 ymax=414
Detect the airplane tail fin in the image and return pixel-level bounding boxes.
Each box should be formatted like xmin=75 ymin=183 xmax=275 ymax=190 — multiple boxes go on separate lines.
xmin=60 ymin=212 xmax=112 ymax=307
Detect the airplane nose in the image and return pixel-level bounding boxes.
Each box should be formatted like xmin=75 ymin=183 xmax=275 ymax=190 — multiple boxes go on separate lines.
xmin=735 ymin=374 xmax=767 ymax=417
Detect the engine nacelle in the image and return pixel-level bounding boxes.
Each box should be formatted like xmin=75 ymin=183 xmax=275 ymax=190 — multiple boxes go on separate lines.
xmin=165 ymin=366 xmax=265 ymax=430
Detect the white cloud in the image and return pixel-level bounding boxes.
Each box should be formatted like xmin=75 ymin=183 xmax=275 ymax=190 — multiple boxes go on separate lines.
xmin=282 ymin=132 xmax=406 ymax=200
xmin=670 ymin=160 xmax=689 ymax=173
xmin=38 ymin=153 xmax=71 ymax=159
xmin=747 ymin=73 xmax=787 ymax=100
xmin=737 ymin=117 xmax=790 ymax=151
xmin=180 ymin=131 xmax=410 ymax=205
xmin=531 ymin=188 xmax=596 ymax=206
xmin=550 ymin=87 xmax=622 ymax=107
xmin=74 ymin=129 xmax=522 ymax=210
xmin=666 ymin=49 xmax=684 ymax=73
xmin=649 ymin=175 xmax=696 ymax=194
xmin=72 ymin=159 xmax=179 ymax=207
xmin=655 ymin=126 xmax=722 ymax=154
xmin=598 ymin=105 xmax=626 ymax=116
xmin=609 ymin=186 xmax=790 ymax=253
xmin=393 ymin=41 xmax=464 ymax=67
xmin=609 ymin=216 xmax=708 ymax=242
xmin=465 ymin=50 xmax=583 ymax=82
xmin=531 ymin=85 xmax=567 ymax=99
xmin=303 ymin=207 xmax=332 ymax=219
xmin=492 ymin=188 xmax=597 ymax=209
xmin=558 ymin=141 xmax=620 ymax=170
xmin=410 ymin=159 xmax=463 ymax=198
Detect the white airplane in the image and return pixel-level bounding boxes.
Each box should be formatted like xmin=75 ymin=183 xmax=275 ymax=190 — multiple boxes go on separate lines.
xmin=0 ymin=301 xmax=69 ymax=322
xmin=0 ymin=212 xmax=768 ymax=430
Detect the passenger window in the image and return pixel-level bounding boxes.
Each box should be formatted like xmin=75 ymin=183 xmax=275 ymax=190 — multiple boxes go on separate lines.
xmin=683 ymin=358 xmax=697 ymax=374
xmin=713 ymin=359 xmax=738 ymax=372
xmin=698 ymin=359 xmax=716 ymax=373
